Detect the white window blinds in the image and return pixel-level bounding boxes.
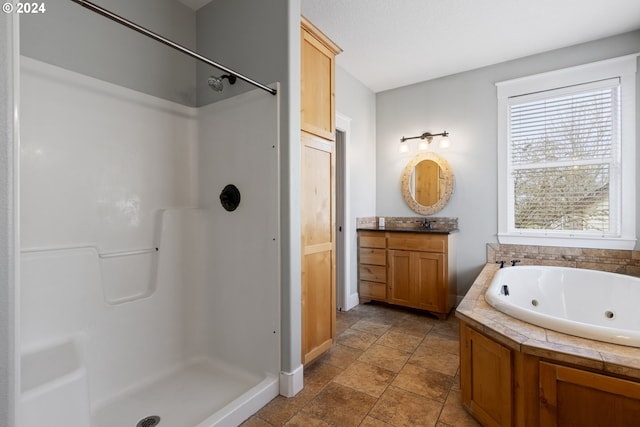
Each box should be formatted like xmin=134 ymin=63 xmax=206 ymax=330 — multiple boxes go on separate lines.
xmin=507 ymin=78 xmax=620 ymax=233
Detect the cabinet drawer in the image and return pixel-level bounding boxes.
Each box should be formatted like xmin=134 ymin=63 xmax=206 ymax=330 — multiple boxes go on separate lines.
xmin=359 ymin=264 xmax=386 ymax=282
xmin=387 ymin=235 xmax=445 ymax=253
xmin=359 ymin=234 xmax=386 ymax=249
xmin=359 ymin=248 xmax=386 ymax=265
xmin=360 ymin=281 xmax=387 ymax=300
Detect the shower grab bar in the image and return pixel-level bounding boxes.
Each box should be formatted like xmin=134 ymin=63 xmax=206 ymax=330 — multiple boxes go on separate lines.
xmin=98 ymin=247 xmax=159 ymax=259
xmin=69 ymin=0 xmax=277 ymax=96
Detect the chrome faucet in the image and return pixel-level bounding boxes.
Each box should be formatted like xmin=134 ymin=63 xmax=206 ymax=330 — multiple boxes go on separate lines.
xmin=420 ymin=219 xmax=434 ymax=229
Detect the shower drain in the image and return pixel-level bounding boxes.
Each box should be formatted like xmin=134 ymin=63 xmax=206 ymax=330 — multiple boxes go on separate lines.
xmin=137 ymin=415 xmax=161 ymax=427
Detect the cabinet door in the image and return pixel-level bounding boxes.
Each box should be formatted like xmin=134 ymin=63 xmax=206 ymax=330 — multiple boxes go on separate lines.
xmin=460 ymin=323 xmax=513 ymax=427
xmin=539 ymin=362 xmax=640 ymax=427
xmin=301 ymin=132 xmax=335 ymax=365
xmin=387 ymin=250 xmax=412 ymax=306
xmin=413 ymin=251 xmax=444 ymax=312
xmin=301 ymin=22 xmax=339 ymax=140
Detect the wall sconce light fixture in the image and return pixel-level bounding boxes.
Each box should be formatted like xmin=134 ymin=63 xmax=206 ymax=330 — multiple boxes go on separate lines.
xmin=399 ymin=131 xmax=450 ymax=153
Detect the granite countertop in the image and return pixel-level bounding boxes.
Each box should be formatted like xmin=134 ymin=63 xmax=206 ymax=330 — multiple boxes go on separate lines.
xmin=356 ymin=225 xmax=459 ymax=234
xmin=456 ymin=263 xmax=640 ymax=380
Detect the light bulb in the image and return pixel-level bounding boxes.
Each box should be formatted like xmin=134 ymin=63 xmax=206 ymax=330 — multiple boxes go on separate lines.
xmin=439 ymin=136 xmax=451 ymax=149
xmin=418 ymin=140 xmax=429 ymax=151
xmin=399 ymin=141 xmax=409 ymax=153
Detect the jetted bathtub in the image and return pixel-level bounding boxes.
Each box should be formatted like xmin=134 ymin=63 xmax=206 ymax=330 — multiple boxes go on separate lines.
xmin=485 ymin=265 xmax=640 ymax=347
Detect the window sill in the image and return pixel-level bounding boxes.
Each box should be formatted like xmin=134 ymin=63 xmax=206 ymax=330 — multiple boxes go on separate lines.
xmin=497 ymin=233 xmax=637 ymax=250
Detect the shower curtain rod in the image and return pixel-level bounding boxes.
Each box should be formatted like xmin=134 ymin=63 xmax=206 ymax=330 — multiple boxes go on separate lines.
xmin=69 ymin=0 xmax=277 ymax=96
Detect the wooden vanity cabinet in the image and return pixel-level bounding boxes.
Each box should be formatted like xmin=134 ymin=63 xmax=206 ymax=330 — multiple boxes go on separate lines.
xmin=357 ymin=230 xmax=456 ymax=319
xmin=539 ymin=362 xmax=640 ymax=427
xmin=460 ymin=320 xmax=640 ymax=427
xmin=460 ymin=322 xmax=513 ymax=427
xmin=388 ymin=248 xmax=445 ymax=313
xmin=358 ymin=231 xmax=387 ymax=301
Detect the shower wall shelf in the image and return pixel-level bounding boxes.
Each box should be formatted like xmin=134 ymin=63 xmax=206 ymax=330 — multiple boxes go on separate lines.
xmin=68 ymin=0 xmax=277 ymax=96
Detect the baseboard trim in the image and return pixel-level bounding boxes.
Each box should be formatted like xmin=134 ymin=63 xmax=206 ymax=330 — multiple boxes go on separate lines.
xmin=279 ymin=364 xmax=304 ymax=397
xmin=345 ymin=292 xmax=360 ymax=311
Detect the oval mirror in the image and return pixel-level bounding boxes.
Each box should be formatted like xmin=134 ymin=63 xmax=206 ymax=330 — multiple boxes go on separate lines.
xmin=401 ymin=152 xmax=454 ymax=215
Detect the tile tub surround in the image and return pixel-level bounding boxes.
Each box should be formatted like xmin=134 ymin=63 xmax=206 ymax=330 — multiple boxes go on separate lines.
xmin=456 ymin=263 xmax=640 ymax=381
xmin=357 ymin=216 xmax=459 ymax=232
xmin=487 ymin=243 xmax=640 ymax=277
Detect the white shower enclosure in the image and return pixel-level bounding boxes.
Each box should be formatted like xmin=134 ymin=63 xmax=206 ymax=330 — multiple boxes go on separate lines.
xmin=19 ymin=53 xmax=280 ymax=426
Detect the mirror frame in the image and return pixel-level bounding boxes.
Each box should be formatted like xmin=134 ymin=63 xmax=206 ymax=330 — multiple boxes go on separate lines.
xmin=401 ymin=152 xmax=455 ymax=215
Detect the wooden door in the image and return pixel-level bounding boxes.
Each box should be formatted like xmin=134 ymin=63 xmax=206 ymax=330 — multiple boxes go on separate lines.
xmin=413 ymin=251 xmax=444 ymax=312
xmin=301 ymin=131 xmax=335 ymax=365
xmin=539 ymin=362 xmax=640 ymax=427
xmin=387 ymin=250 xmax=412 ymax=306
xmin=460 ymin=323 xmax=513 ymax=427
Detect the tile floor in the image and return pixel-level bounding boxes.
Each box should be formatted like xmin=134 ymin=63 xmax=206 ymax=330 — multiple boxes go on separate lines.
xmin=241 ymin=302 xmax=481 ymax=427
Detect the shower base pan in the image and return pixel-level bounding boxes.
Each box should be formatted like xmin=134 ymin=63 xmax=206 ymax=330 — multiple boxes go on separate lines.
xmin=93 ymin=358 xmax=278 ymax=427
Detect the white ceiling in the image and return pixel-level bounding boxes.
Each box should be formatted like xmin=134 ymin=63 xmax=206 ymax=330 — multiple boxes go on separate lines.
xmin=180 ymin=0 xmax=640 ymax=93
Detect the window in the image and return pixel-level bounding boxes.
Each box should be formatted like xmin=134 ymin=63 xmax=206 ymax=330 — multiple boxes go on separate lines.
xmin=497 ymin=55 xmax=637 ymax=249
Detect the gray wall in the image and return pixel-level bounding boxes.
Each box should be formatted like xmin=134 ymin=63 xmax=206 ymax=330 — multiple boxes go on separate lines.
xmin=0 ymin=12 xmax=17 ymax=427
xmin=376 ymin=30 xmax=640 ymax=296
xmin=335 ymin=65 xmax=377 ymax=299
xmin=20 ymin=0 xmax=196 ymax=106
xmin=196 ymin=0 xmax=288 ymax=106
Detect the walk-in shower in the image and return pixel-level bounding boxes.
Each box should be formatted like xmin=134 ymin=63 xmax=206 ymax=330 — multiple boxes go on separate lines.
xmin=18 ymin=1 xmax=281 ymax=426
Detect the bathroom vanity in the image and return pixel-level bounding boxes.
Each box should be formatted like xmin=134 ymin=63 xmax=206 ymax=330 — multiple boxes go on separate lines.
xmin=357 ymin=223 xmax=457 ymax=319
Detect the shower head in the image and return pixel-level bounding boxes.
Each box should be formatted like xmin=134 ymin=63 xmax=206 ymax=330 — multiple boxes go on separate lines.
xmin=207 ymin=74 xmax=237 ymax=92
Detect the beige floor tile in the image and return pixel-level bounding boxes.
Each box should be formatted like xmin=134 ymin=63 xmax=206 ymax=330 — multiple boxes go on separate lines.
xmin=438 ymin=388 xmax=482 ymax=427
xmin=284 ymin=412 xmax=332 ymax=427
xmin=255 ymin=303 xmax=482 ymax=427
xmin=431 ymin=317 xmax=460 ymax=338
xmin=369 ymin=386 xmax=443 ymax=427
xmin=392 ymin=364 xmax=454 ymax=403
xmin=421 ymin=332 xmax=460 ymax=355
xmin=352 ymin=302 xmax=386 ymax=317
xmin=351 ymin=319 xmax=393 ymax=336
xmin=358 ymin=343 xmax=411 ymax=373
xmin=319 ymin=343 xmax=362 ymax=369
xmin=376 ymin=330 xmax=424 ymax=353
xmin=451 ymin=370 xmax=461 ymax=391
xmin=255 ymin=390 xmax=314 ymax=427
xmin=336 ymin=316 xmax=355 ymax=335
xmin=333 ymin=360 xmax=396 ymax=398
xmin=408 ymin=346 xmax=460 ymax=376
xmin=240 ymin=415 xmax=274 ymax=426
xmin=336 ymin=328 xmax=378 ymax=351
xmin=389 ymin=317 xmax=435 ymax=338
xmin=360 ymin=416 xmax=395 ymax=427
xmin=300 ymin=382 xmax=377 ymax=427
xmin=303 ymin=359 xmax=344 ymax=391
